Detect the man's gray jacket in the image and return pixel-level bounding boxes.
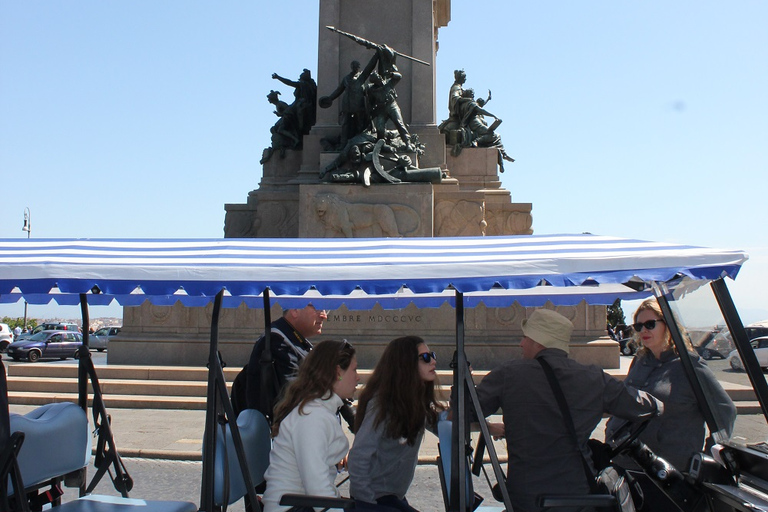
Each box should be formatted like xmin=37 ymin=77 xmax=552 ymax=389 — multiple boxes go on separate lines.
xmin=475 ymin=348 xmax=662 ymax=512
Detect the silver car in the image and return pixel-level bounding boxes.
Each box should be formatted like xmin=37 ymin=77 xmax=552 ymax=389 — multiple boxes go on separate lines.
xmin=89 ymin=326 xmax=121 ymax=352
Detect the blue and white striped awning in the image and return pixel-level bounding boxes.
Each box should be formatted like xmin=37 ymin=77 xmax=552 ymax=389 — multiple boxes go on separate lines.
xmin=0 ymin=234 xmax=748 ymax=309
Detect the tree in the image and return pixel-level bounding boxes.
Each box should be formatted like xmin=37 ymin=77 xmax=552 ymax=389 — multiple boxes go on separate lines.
xmin=607 ymin=299 xmax=626 ymax=329
xmin=1 ymin=317 xmax=38 ymax=330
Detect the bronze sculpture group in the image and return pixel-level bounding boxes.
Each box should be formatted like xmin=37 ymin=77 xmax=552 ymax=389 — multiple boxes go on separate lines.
xmin=260 ymin=29 xmax=513 ymax=179
xmin=438 ymin=69 xmax=515 ymax=172
xmin=261 ymin=69 xmax=317 ymax=164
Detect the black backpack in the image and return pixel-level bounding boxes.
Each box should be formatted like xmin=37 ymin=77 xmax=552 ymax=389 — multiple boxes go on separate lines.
xmin=230 ymin=364 xmax=249 ymax=418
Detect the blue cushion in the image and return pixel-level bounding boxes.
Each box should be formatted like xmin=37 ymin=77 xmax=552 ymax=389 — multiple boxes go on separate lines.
xmin=9 ymin=402 xmax=91 ymax=489
xmin=54 ymin=495 xmax=197 ymax=512
xmin=212 ymin=409 xmax=271 ymax=506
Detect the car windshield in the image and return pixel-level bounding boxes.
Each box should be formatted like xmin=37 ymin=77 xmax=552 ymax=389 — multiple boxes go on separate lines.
xmin=94 ymin=328 xmax=109 ymax=336
xmin=26 ymin=331 xmax=49 ymax=341
xmin=662 ymin=280 xmax=768 ymax=446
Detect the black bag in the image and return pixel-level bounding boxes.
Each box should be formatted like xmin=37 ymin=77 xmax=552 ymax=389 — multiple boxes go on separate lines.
xmin=229 ymin=358 xmax=281 ymax=423
xmin=230 ymin=320 xmax=282 ymax=423
xmin=588 ymin=438 xmax=614 ymax=471
xmin=230 ymin=364 xmax=249 ymax=418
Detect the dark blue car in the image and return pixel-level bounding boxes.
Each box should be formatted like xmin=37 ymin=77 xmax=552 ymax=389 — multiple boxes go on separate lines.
xmin=6 ymin=330 xmax=83 ymax=362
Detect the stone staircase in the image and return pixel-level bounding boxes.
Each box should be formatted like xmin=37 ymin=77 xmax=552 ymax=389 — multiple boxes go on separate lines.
xmin=4 ymin=362 xmax=762 ymax=414
xmin=3 ymin=363 xmax=484 ymax=410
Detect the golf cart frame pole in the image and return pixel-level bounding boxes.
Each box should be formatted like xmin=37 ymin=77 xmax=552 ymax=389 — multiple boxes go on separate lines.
xmin=78 ymin=293 xmax=133 ymax=497
xmin=449 ymin=291 xmax=512 ymax=512
xmin=199 ymin=289 xmax=261 ymax=512
xmin=654 ymin=285 xmax=722 ymax=436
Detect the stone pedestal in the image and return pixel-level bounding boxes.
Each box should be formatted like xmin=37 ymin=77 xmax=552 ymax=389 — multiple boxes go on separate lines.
xmin=109 ymin=300 xmax=618 ymax=370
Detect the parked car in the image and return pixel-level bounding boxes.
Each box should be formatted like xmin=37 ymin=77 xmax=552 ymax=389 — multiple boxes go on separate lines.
xmin=728 ymin=336 xmax=768 ymax=371
xmin=695 ymin=333 xmax=734 ymax=360
xmin=16 ymin=322 xmax=80 ymax=341
xmin=695 ymin=323 xmax=767 ymax=361
xmin=6 ymin=330 xmax=84 ymax=362
xmin=618 ymin=336 xmax=638 ymax=356
xmin=746 ymin=321 xmax=768 ymax=341
xmin=609 ymin=324 xmax=637 ymax=355
xmin=0 ymin=323 xmax=13 ymax=352
xmin=89 ymin=326 xmax=121 ymax=352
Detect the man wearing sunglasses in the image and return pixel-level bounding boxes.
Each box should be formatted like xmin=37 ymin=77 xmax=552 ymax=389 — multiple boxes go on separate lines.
xmin=467 ymin=309 xmax=663 ymax=512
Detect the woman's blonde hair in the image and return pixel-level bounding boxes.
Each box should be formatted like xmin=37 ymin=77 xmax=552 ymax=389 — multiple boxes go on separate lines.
xmin=634 ymin=298 xmax=693 ymax=356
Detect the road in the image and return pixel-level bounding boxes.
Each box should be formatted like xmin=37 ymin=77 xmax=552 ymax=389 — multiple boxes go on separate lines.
xmin=55 ymin=460 xmax=468 ymax=511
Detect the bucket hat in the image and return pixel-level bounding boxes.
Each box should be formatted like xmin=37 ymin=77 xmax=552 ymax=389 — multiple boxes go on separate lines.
xmin=521 ymin=309 xmax=574 ymax=353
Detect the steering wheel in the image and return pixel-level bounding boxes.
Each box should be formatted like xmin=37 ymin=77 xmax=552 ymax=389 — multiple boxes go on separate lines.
xmin=608 ymin=418 xmax=652 ymax=458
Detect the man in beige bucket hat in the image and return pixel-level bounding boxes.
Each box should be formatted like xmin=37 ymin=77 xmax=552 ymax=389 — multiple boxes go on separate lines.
xmin=471 ymin=308 xmax=663 ymax=512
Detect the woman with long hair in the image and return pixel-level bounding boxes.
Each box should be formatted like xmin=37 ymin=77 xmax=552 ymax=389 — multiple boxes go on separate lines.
xmin=605 ymin=298 xmax=736 ymax=510
xmin=262 ymin=340 xmax=359 ymax=512
xmin=348 ymin=335 xmax=445 ymax=512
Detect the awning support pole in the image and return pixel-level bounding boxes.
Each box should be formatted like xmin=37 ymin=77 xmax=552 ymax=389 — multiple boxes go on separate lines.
xmin=259 ymin=288 xmax=273 ymax=421
xmin=449 ymin=291 xmax=468 ymax=511
xmin=448 ymin=290 xmax=512 ymax=512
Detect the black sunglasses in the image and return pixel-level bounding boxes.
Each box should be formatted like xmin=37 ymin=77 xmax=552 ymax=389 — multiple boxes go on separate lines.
xmin=417 ymin=351 xmax=437 ymax=363
xmin=632 ymin=319 xmax=665 ymax=332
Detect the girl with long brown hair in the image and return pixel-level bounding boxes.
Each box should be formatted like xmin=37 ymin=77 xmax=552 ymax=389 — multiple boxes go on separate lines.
xmin=348 ymin=335 xmax=445 ymax=512
xmin=262 ymin=340 xmax=359 ymax=512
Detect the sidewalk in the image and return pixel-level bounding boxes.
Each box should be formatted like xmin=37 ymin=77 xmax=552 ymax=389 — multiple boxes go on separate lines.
xmin=8 ymin=404 xmax=509 ymax=463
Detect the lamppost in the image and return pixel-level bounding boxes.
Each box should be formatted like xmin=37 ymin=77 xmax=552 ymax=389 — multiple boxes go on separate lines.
xmin=22 ymin=207 xmax=30 ymax=329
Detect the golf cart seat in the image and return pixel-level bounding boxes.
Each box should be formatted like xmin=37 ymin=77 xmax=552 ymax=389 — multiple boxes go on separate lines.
xmin=51 ymin=496 xmax=197 ymax=512
xmin=9 ymin=402 xmax=90 ymax=491
xmin=47 ymin=411 xmax=272 ymax=512
xmin=6 ymin=401 xmax=196 ymax=512
xmin=212 ymin=408 xmax=272 ymax=507
xmin=436 ymin=419 xmax=505 ymax=512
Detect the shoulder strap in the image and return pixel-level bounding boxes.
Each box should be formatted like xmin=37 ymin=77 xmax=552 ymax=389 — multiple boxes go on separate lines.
xmin=537 ymin=357 xmax=599 ymax=493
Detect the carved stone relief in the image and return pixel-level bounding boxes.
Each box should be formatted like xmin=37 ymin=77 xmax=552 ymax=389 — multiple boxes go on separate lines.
xmin=491 ymin=302 xmax=526 ymax=327
xmin=313 ymin=192 xmax=420 ymax=238
xmin=224 ymin=210 xmax=260 ymax=238
xmin=148 ymin=303 xmax=173 ymax=324
xmin=253 ymin=202 xmax=298 ymax=238
xmin=435 ymin=199 xmax=486 ymax=236
xmin=485 ymin=207 xmax=533 ymax=236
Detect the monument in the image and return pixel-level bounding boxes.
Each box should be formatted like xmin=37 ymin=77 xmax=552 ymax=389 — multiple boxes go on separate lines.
xmin=110 ymin=0 xmax=615 ymax=369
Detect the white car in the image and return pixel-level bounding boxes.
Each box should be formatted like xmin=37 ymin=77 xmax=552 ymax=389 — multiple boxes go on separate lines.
xmin=728 ymin=336 xmax=768 ymax=371
xmin=0 ymin=323 xmax=13 ymax=351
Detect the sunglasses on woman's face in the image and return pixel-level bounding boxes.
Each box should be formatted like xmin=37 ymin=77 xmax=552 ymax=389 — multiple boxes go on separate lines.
xmin=417 ymin=351 xmax=437 ymax=363
xmin=632 ymin=319 xmax=665 ymax=332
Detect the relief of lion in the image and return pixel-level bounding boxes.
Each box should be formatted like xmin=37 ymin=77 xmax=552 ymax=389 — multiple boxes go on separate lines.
xmin=315 ymin=193 xmax=411 ymax=238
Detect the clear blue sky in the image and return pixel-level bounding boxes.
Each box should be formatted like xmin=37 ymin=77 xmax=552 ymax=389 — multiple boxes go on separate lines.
xmin=1 ymin=1 xmax=766 ymax=323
